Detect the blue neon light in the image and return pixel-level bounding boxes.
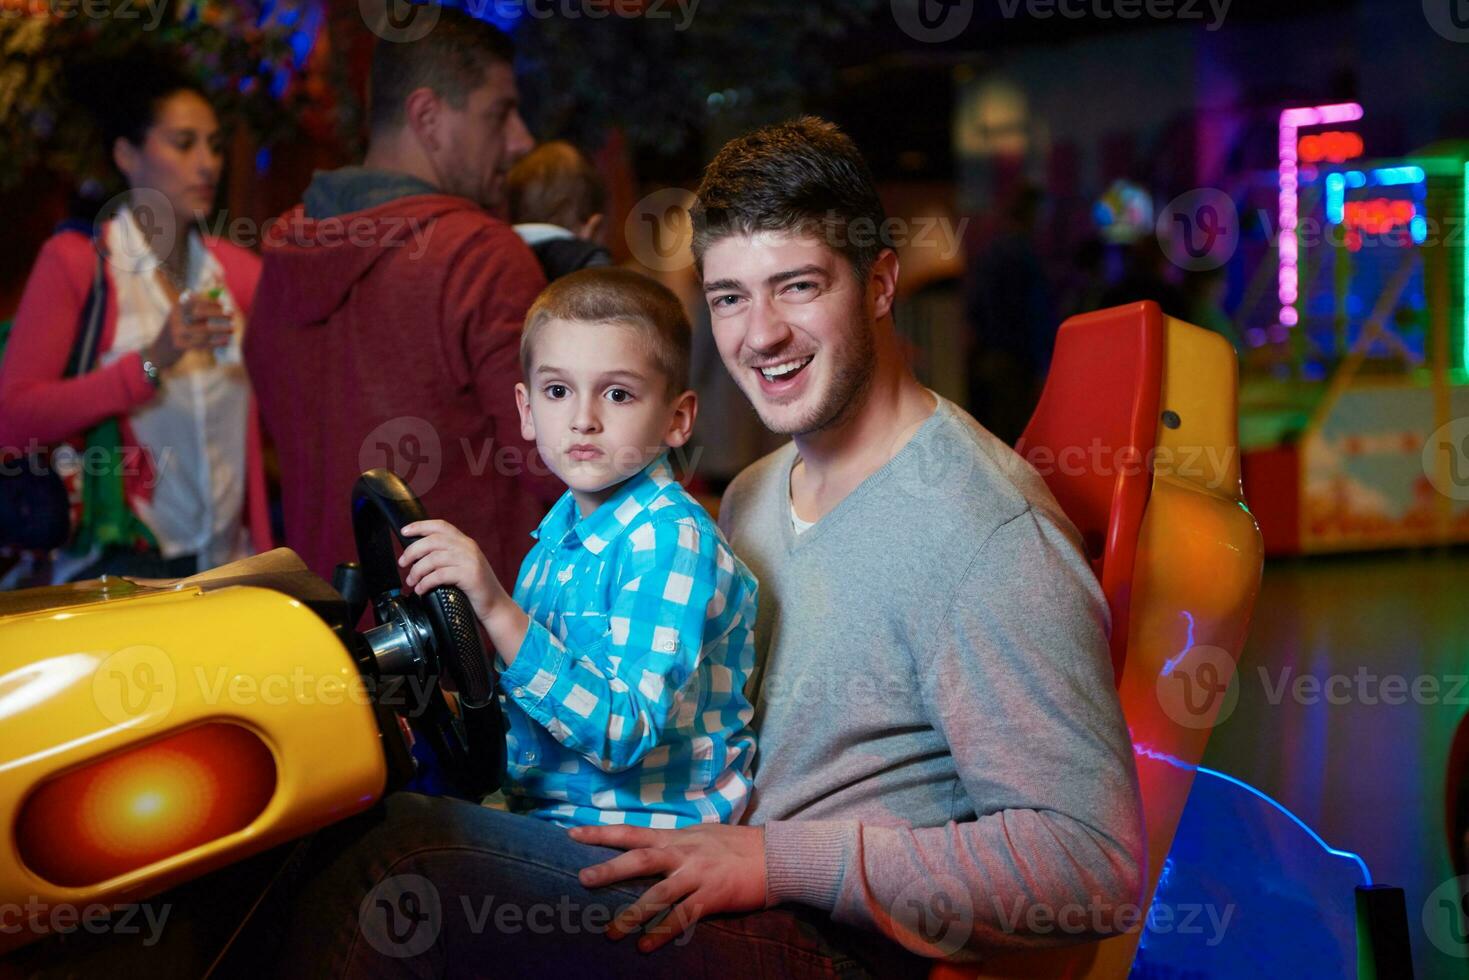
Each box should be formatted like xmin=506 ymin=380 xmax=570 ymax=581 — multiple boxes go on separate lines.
xmin=1346 ymin=170 xmax=1367 ymax=188
xmin=1133 ymin=744 xmax=1374 ymax=885
xmin=1411 ymin=214 xmax=1428 ymax=244
xmin=1325 ymin=173 xmax=1345 ymax=224
xmin=1371 ymin=166 xmax=1426 ymax=186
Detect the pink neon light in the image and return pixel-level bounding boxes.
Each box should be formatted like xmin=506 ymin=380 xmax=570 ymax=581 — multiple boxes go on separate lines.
xmin=1277 ymin=102 xmax=1364 ymax=337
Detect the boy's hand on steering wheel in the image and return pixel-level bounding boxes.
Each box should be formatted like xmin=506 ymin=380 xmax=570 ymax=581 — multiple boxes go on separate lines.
xmin=570 ymin=823 xmax=769 ymax=952
xmin=398 ymin=520 xmax=506 ymax=622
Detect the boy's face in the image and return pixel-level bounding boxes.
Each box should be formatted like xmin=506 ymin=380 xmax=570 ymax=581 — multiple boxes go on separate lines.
xmin=702 ymin=229 xmax=890 ymax=436
xmin=516 ymin=318 xmax=696 ymax=511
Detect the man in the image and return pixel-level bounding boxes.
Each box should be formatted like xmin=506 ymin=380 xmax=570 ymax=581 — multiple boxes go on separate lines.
xmin=245 ymin=10 xmax=559 ymax=589
xmin=278 ymin=117 xmax=1143 ymax=977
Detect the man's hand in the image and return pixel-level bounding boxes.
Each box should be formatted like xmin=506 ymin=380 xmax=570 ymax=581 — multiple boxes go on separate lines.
xmin=570 ymin=823 xmax=768 ymax=951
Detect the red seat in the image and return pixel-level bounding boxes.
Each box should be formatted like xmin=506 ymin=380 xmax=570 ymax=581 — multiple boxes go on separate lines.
xmin=932 ymin=301 xmax=1263 ymax=978
xmin=1016 ymin=301 xmax=1165 ymax=678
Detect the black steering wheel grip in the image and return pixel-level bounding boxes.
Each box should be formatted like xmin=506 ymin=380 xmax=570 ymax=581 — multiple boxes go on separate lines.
xmin=350 ymin=469 xmax=494 ymax=707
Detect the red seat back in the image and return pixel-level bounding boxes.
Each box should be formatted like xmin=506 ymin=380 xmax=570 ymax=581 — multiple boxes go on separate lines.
xmin=1016 ymin=301 xmax=1165 ymax=678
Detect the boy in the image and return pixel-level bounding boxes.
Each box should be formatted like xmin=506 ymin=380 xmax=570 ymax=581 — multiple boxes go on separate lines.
xmin=398 ymin=267 xmax=758 ymax=829
xmin=507 ymin=141 xmax=612 ymax=280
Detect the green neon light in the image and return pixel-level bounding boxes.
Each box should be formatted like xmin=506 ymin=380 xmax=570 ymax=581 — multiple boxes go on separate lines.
xmin=1462 ymin=161 xmax=1469 ymax=371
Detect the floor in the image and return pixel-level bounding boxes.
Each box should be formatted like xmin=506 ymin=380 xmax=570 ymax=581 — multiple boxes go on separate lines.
xmin=1198 ymin=546 xmax=1469 ymax=978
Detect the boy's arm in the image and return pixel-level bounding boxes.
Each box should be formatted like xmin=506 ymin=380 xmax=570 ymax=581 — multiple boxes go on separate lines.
xmin=496 ymin=517 xmax=740 ymax=773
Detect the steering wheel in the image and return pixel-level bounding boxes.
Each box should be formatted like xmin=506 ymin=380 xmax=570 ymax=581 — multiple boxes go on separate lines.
xmin=350 ymin=468 xmax=505 ymax=799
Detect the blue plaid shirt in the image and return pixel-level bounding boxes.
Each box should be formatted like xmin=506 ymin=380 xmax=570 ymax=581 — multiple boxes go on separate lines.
xmin=498 ymin=453 xmax=759 ymax=828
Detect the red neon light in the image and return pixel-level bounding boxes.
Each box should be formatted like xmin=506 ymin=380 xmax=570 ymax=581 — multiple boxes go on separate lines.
xmin=1342 ymin=198 xmax=1416 ymax=235
xmin=1298 ymin=131 xmax=1363 ymax=165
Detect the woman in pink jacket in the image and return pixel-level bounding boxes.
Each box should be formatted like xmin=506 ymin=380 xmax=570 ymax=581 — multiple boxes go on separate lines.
xmin=0 ymin=59 xmax=270 ymax=581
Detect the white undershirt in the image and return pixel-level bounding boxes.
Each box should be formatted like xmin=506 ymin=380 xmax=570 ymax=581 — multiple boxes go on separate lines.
xmin=790 ymin=502 xmax=815 ymax=535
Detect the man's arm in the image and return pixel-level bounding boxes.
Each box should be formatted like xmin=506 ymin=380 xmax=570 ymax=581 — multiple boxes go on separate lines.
xmin=442 ymin=227 xmax=561 ymax=505
xmin=762 ymin=508 xmax=1144 ymax=956
xmin=575 ymin=507 xmax=1144 ymax=959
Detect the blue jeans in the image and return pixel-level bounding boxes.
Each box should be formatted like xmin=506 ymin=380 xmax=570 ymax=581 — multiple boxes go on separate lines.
xmin=277 ymin=792 xmax=929 ymax=979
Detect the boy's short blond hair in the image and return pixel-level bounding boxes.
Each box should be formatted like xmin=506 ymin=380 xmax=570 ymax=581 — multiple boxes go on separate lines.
xmin=521 ymin=267 xmax=691 ymax=397
xmin=507 ymin=140 xmax=606 ymax=230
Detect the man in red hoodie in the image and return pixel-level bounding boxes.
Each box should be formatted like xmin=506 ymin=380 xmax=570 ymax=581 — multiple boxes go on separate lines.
xmin=244 ymin=9 xmax=559 ymax=589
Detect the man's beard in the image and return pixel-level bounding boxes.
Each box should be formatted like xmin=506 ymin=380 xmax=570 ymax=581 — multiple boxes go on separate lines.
xmin=753 ymin=317 xmax=877 ymax=437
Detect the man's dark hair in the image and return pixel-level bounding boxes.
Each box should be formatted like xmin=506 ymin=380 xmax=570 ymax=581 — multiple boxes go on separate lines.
xmin=691 ymin=116 xmax=891 ymax=284
xmin=368 ymin=7 xmax=516 ymax=133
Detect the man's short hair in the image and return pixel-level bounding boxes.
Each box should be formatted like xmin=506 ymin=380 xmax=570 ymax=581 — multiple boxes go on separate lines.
xmin=368 ymin=7 xmax=515 ymax=133
xmin=691 ymin=116 xmax=890 ymax=284
xmin=507 ymin=140 xmax=606 ymax=229
xmin=522 ymin=268 xmax=691 ymax=397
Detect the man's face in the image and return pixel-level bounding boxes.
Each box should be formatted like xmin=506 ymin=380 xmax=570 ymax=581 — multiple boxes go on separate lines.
xmin=703 ymin=230 xmax=876 ymax=436
xmin=435 ymin=62 xmax=533 ymax=210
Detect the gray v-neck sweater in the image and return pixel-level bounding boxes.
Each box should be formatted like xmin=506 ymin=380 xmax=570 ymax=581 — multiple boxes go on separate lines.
xmin=719 ymin=396 xmax=1144 ymax=959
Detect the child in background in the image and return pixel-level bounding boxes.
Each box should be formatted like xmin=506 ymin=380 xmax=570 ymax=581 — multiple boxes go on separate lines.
xmin=508 ymin=141 xmax=612 ymax=280
xmin=399 ymin=267 xmax=759 ymax=828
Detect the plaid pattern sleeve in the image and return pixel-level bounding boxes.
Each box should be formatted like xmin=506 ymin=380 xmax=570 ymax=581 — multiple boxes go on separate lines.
xmin=498 ymin=455 xmax=758 ymax=828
